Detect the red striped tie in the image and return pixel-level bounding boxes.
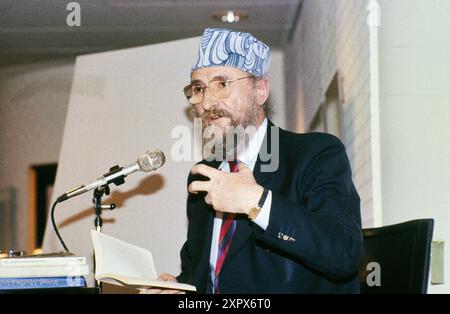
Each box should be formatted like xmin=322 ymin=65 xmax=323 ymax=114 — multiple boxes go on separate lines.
xmin=213 ymin=160 xmax=239 ymax=293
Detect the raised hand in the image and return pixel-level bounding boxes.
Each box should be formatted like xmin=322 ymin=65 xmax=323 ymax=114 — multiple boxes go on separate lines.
xmin=188 ymin=163 xmax=263 ymax=215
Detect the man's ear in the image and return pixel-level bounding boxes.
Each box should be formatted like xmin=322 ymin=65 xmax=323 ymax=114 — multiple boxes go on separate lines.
xmin=254 ymin=78 xmax=270 ymax=106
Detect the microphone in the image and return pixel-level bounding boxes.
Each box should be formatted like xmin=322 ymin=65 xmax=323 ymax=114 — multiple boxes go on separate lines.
xmin=56 ymin=149 xmax=165 ymax=203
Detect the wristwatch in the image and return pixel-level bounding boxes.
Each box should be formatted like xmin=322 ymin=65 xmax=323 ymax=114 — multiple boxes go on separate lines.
xmin=248 ymin=189 xmax=269 ymax=220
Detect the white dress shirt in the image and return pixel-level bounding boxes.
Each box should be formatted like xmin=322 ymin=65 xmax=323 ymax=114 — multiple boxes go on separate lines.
xmin=209 ymin=118 xmax=272 ymax=274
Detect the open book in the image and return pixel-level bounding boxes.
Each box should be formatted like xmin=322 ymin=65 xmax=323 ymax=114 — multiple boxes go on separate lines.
xmin=91 ymin=230 xmax=196 ymax=292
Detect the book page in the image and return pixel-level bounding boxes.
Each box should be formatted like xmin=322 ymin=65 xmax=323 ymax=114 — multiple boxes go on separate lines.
xmin=91 ymin=230 xmax=196 ymax=292
xmin=91 ymin=230 xmax=157 ymax=280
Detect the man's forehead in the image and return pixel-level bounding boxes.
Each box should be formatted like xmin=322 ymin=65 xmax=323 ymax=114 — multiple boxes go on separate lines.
xmin=191 ymin=66 xmax=248 ymax=82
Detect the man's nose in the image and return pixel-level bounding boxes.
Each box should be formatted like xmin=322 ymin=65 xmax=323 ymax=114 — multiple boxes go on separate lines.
xmin=201 ymin=88 xmax=217 ymax=111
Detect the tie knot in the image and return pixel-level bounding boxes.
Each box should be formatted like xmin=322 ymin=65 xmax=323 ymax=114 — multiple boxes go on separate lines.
xmin=228 ymin=160 xmax=239 ymax=173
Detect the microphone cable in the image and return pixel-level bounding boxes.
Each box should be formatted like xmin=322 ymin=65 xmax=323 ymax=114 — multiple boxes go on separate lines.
xmin=50 ymin=199 xmax=70 ymax=253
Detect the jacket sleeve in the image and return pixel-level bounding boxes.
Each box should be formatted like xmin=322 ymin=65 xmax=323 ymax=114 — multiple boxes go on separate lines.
xmin=254 ymin=135 xmax=364 ymax=280
xmin=176 ymin=241 xmax=192 ymax=284
xmin=176 ymin=169 xmax=210 ymax=285
xmin=176 ymin=184 xmax=197 ymax=284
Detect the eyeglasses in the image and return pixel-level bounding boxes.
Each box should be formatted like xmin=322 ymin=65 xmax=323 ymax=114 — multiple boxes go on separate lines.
xmin=183 ymin=76 xmax=253 ymax=105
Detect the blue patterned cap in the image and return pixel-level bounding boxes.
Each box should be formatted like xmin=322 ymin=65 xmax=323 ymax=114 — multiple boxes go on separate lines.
xmin=191 ymin=28 xmax=271 ymax=77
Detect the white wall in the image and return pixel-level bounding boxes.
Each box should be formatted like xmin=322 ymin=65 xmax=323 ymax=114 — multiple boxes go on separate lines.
xmin=267 ymin=50 xmax=286 ymax=130
xmin=0 ymin=59 xmax=74 ymax=251
xmin=285 ymin=0 xmax=374 ymax=227
xmin=378 ymin=0 xmax=450 ymax=293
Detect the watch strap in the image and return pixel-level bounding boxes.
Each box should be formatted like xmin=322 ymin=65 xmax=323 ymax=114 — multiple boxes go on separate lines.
xmin=258 ymin=188 xmax=269 ymax=208
xmin=248 ymin=188 xmax=269 ymax=220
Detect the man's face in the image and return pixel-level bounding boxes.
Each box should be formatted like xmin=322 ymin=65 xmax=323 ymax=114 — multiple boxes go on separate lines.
xmin=189 ymin=66 xmax=265 ymax=159
xmin=190 ymin=66 xmax=262 ymax=131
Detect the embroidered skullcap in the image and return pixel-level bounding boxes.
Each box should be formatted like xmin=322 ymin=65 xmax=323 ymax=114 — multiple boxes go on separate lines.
xmin=191 ymin=28 xmax=271 ymax=77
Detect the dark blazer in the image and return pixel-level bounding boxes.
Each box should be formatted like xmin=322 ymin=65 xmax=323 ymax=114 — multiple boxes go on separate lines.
xmin=177 ymin=121 xmax=363 ymax=293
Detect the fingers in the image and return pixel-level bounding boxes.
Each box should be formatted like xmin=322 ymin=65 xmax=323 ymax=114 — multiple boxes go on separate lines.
xmin=139 ymin=273 xmax=184 ymax=294
xmin=158 ymin=273 xmax=177 ymax=281
xmin=204 ymin=193 xmax=212 ymax=205
xmin=188 ymin=180 xmax=211 ymax=194
xmin=139 ymin=288 xmax=163 ymax=294
xmin=160 ymin=289 xmax=185 ymax=294
xmin=139 ymin=288 xmax=184 ymax=294
xmin=191 ymin=164 xmax=221 ymax=178
xmin=237 ymin=162 xmax=250 ymax=171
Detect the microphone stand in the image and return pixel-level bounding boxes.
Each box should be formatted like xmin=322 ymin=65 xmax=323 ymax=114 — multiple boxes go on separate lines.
xmin=91 ymin=165 xmax=126 ymax=292
xmin=93 ymin=185 xmax=116 ymax=232
xmin=92 ymin=164 xmax=126 ymax=232
xmin=92 ymin=184 xmax=116 ymax=292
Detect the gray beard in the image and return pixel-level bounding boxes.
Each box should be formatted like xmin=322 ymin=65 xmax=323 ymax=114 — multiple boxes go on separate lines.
xmin=201 ymin=96 xmax=260 ymax=161
xmin=206 ymin=128 xmax=252 ymax=161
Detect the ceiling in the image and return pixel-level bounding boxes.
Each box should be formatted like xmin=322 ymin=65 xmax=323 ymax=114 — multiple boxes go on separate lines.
xmin=0 ymin=0 xmax=302 ymax=62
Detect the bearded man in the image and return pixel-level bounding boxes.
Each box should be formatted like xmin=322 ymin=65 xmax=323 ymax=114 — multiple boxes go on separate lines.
xmin=148 ymin=28 xmax=363 ymax=294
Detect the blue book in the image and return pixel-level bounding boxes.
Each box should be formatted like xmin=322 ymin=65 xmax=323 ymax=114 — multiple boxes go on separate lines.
xmin=0 ymin=276 xmax=86 ymax=290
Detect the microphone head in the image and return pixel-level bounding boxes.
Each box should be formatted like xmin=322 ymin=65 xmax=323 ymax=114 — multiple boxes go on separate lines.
xmin=137 ymin=149 xmax=166 ymax=172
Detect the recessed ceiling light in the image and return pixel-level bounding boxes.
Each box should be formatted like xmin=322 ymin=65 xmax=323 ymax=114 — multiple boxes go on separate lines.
xmin=212 ymin=10 xmax=249 ymax=24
